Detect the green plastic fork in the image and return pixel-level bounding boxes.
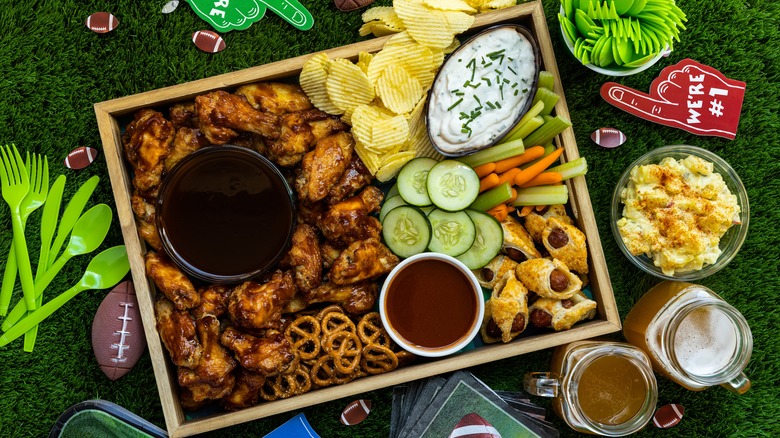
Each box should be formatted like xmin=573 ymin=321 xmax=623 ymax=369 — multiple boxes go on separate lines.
xmin=0 ymin=152 xmax=48 ymax=315
xmin=0 ymin=144 xmax=37 ymax=311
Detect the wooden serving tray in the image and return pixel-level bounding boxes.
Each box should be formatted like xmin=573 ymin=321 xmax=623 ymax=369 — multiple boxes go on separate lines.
xmin=94 ymin=2 xmax=619 ymax=436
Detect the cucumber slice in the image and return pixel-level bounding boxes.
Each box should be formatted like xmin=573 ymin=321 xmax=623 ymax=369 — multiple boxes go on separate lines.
xmin=456 ymin=209 xmax=504 ymax=269
xmin=426 ymin=160 xmax=480 ymax=211
xmin=381 ymin=205 xmax=432 ymax=258
xmin=427 ymin=209 xmax=476 ymax=257
xmin=397 ymin=157 xmax=437 ymax=206
xmin=379 ymin=195 xmax=407 ymax=222
xmin=387 ymin=182 xmax=399 ymax=199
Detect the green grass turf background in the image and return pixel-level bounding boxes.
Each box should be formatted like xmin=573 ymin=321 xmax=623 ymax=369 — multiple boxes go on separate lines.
xmin=0 ymin=0 xmax=778 ymax=436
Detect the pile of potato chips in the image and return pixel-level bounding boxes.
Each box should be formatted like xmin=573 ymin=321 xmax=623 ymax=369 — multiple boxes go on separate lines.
xmin=299 ymin=0 xmax=517 ymax=181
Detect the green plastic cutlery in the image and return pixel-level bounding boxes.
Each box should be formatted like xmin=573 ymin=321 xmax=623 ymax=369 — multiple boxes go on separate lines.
xmin=0 ymin=246 xmax=130 ymax=348
xmin=47 ymin=175 xmax=100 ymax=269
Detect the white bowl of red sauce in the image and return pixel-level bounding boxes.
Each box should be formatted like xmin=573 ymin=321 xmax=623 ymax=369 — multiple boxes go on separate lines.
xmin=379 ymin=253 xmax=484 ymax=357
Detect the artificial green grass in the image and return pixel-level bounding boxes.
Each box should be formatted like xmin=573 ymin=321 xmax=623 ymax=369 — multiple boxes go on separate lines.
xmin=0 ymin=0 xmax=778 ymax=437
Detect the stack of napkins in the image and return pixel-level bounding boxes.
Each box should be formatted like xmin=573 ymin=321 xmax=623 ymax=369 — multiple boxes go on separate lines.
xmin=390 ymin=371 xmax=558 ymax=438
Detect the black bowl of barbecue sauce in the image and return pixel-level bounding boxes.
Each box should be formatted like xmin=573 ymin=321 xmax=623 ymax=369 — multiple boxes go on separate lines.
xmin=157 ymin=146 xmax=296 ymax=283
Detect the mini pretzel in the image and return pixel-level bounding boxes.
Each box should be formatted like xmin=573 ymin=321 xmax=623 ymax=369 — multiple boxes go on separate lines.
xmin=285 ymin=315 xmax=322 ymax=361
xmin=315 ymin=304 xmax=345 ymax=321
xmin=321 ymin=311 xmax=356 ymax=339
xmin=310 ymin=355 xmax=355 ymax=387
xmin=361 ymin=344 xmax=398 ymax=375
xmin=322 ymin=330 xmax=362 ymax=375
xmin=395 ymin=349 xmax=416 ymax=367
xmin=259 ymin=367 xmax=311 ymax=401
xmin=357 ymin=312 xmax=392 ymax=348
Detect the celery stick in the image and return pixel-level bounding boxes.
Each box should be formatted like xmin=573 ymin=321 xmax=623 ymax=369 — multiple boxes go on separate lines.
xmin=470 ymin=182 xmax=513 ymax=211
xmin=510 ymin=185 xmax=569 ymax=206
xmin=523 ymin=116 xmax=572 ymax=148
xmin=458 ymin=139 xmax=524 ymax=168
xmin=548 ymin=157 xmax=588 ymax=180
xmin=504 ymin=116 xmax=544 ymax=144
xmin=504 ymin=100 xmax=545 ymax=141
xmin=520 ymin=144 xmax=557 ymax=170
xmin=537 ymin=70 xmax=555 ymax=91
xmin=532 ymin=87 xmax=560 ymax=116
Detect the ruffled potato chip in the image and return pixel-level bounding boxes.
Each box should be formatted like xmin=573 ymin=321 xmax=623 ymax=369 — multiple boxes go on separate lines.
xmin=362 ymin=6 xmax=405 ymax=29
xmin=423 ymin=0 xmax=475 ymax=13
xmin=326 ymin=58 xmax=375 ymax=113
xmin=356 ymin=51 xmax=373 ymax=74
xmin=394 ymin=0 xmax=455 ymax=49
xmin=359 ymin=21 xmax=404 ymax=37
xmin=299 ymin=53 xmax=342 ymax=115
xmin=369 ymin=115 xmax=410 ymax=153
xmin=376 ymin=150 xmax=417 ymax=182
xmin=377 ymin=65 xmax=423 ymax=114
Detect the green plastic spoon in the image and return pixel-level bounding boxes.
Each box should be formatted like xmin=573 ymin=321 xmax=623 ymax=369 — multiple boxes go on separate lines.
xmin=0 ymin=246 xmax=129 ymax=348
xmin=1 ymin=203 xmax=112 ymax=331
xmin=47 ymin=175 xmax=99 ymax=269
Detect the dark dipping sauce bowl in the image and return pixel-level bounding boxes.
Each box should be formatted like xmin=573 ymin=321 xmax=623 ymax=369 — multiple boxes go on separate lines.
xmin=156 ymin=145 xmax=296 ymax=284
xmin=379 ymin=253 xmax=484 ymax=358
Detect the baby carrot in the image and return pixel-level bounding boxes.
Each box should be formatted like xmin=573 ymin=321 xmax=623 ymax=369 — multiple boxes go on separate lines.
xmin=497 ymin=167 xmax=521 ymax=185
xmin=487 ymin=203 xmax=510 ymax=221
xmin=519 ymin=171 xmax=563 ymax=188
xmin=473 ymin=162 xmax=496 ymax=178
xmin=513 ymin=147 xmax=565 ymax=187
xmin=518 ymin=205 xmax=535 ymax=217
xmin=479 ymin=173 xmax=500 ymax=193
xmin=493 ymin=146 xmax=546 ymax=173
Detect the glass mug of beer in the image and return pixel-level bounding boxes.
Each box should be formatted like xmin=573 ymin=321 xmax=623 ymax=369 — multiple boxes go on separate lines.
xmin=623 ymin=281 xmax=752 ymax=393
xmin=523 ymin=341 xmax=658 ymax=436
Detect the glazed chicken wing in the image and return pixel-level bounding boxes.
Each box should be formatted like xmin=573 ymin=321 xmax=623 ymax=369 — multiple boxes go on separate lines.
xmin=327 ymin=154 xmax=373 ymax=204
xmin=265 ymin=110 xmax=348 ymax=167
xmin=193 ymin=284 xmax=234 ymax=319
xmin=303 ymin=281 xmax=378 ymax=315
xmin=195 ymin=90 xmax=280 ymax=144
xmin=164 ymin=127 xmax=208 ymax=172
xmin=155 ymin=297 xmax=202 ymax=368
xmin=169 ymin=102 xmax=198 ymax=129
xmin=228 ymin=271 xmax=296 ymax=330
xmin=283 ymin=224 xmax=322 ymax=292
xmin=235 ymin=82 xmax=313 ymax=115
xmin=295 ymin=131 xmax=354 ymax=204
xmin=131 ymin=190 xmax=163 ymax=252
xmin=177 ymin=315 xmax=237 ymax=403
xmin=319 ymin=186 xmax=383 ymax=246
xmin=145 ymin=251 xmax=200 ymax=310
xmin=220 ymin=327 xmax=297 ymax=376
xmin=328 ymin=237 xmax=400 ymax=285
xmin=222 ymin=368 xmax=267 ymax=410
xmin=122 ymin=109 xmax=174 ymax=192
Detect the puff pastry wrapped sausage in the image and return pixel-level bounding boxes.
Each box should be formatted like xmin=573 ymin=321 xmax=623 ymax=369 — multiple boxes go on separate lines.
xmin=523 ymin=204 xmax=574 ymax=243
xmin=480 ymin=271 xmax=529 ymax=343
xmin=542 ymin=217 xmax=588 ymax=274
xmin=516 ymin=258 xmax=582 ymax=300
xmin=474 ymin=255 xmax=518 ymax=289
xmin=500 ymin=215 xmax=541 ymax=263
xmin=528 ymin=292 xmax=597 ymax=331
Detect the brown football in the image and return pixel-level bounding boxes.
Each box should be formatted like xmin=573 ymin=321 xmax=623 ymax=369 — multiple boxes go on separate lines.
xmin=340 ymin=399 xmax=372 ymax=425
xmin=653 ymin=403 xmax=684 ymax=429
xmin=85 ymin=12 xmax=119 ymax=34
xmin=64 ymin=146 xmax=99 ymax=170
xmin=192 ymin=30 xmax=226 ymax=54
xmin=591 ymin=127 xmax=627 ymax=148
xmin=91 ymin=281 xmax=146 ymax=381
xmin=334 ymin=0 xmax=375 ymax=11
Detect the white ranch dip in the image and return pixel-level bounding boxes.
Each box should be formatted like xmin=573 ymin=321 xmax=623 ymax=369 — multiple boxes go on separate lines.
xmin=428 ymin=27 xmax=537 ymax=155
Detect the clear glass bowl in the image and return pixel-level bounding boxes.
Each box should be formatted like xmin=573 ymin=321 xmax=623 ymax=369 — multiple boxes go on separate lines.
xmin=610 ymin=145 xmax=749 ymax=281
xmin=558 ymin=6 xmax=667 ymax=77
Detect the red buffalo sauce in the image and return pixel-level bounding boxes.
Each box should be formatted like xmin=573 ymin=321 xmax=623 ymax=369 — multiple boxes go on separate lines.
xmin=384 ymin=258 xmax=477 ymax=349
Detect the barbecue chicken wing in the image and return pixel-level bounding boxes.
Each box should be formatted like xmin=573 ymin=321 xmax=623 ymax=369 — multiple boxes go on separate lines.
xmin=155 ymin=297 xmax=202 ymax=368
xmin=329 ymin=237 xmax=400 ymax=285
xmin=164 ymin=127 xmax=208 ymax=172
xmin=295 ymin=131 xmax=354 ymax=204
xmin=235 ymin=82 xmax=313 ymax=115
xmin=193 ymin=284 xmax=234 ymax=319
xmin=145 ymin=251 xmax=200 ymax=310
xmin=131 ymin=190 xmax=163 ymax=252
xmin=177 ymin=315 xmax=237 ymax=403
xmin=327 ymin=154 xmax=373 ymax=204
xmin=222 ymin=368 xmax=267 ymax=410
xmin=122 ymin=109 xmax=174 ymax=192
xmin=265 ymin=110 xmax=349 ymax=167
xmin=228 ymin=271 xmax=296 ymax=330
xmin=195 ymin=91 xmax=280 ymax=144
xmin=319 ymin=186 xmax=383 ymax=246
xmin=303 ymin=281 xmax=378 ymax=315
xmin=220 ymin=327 xmax=297 ymax=376
xmin=169 ymin=102 xmax=198 ymax=129
xmin=282 ymin=224 xmax=322 ymax=292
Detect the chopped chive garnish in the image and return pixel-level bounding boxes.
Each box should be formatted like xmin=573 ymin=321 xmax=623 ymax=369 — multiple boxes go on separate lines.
xmin=522 ymin=88 xmax=529 ymax=93
xmin=466 ymin=58 xmax=476 ymax=81
xmin=455 ymin=91 xmax=465 ymax=96
xmin=514 ymin=89 xmax=519 ymax=96
xmin=483 ymin=62 xmax=493 ymax=68
xmin=482 ymin=77 xmax=492 ymax=86
xmin=512 ymin=82 xmax=518 ymax=88
xmin=486 ymin=101 xmax=495 ymax=109
xmin=507 ymin=66 xmax=517 ymax=75
xmin=503 ymin=78 xmax=510 ymax=84
xmin=474 ymin=95 xmax=482 ymax=105
xmin=447 ymin=98 xmax=463 ymax=111
xmin=495 ymin=101 xmax=502 ymax=109
xmin=486 ymin=49 xmax=505 ymax=57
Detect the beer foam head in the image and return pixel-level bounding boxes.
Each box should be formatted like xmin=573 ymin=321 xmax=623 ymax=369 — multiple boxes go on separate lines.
xmin=672 ymin=306 xmax=738 ymax=376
